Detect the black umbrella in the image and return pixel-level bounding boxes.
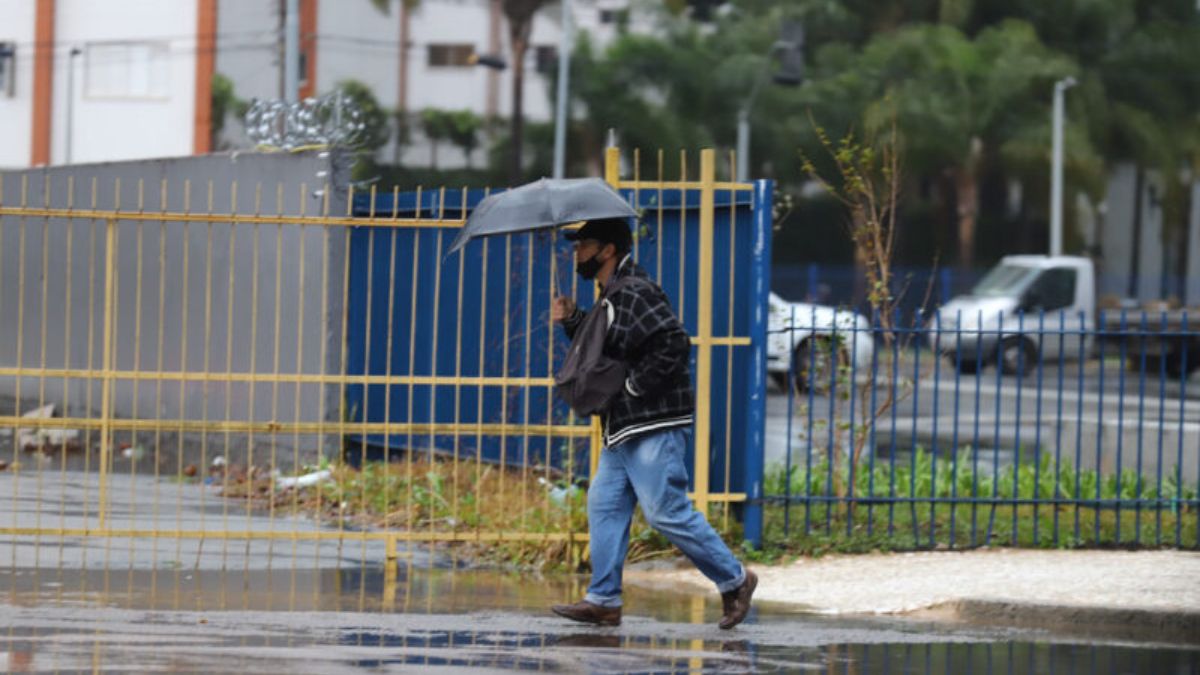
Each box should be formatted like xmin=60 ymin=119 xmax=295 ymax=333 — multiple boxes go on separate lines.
xmin=445 ymin=177 xmax=637 ymax=256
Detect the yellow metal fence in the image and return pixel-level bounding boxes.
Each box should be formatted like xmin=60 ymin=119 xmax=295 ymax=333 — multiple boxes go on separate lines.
xmin=0 ymin=147 xmax=753 ymax=566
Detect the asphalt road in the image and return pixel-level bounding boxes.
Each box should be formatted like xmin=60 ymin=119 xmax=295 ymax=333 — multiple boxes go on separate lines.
xmin=764 ymin=361 xmax=1200 ymax=478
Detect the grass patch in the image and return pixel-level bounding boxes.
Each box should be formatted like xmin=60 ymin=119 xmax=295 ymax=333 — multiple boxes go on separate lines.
xmin=216 ymin=448 xmax=1196 ymax=571
xmin=762 ymin=449 xmax=1199 ymax=555
xmin=218 ymin=456 xmax=679 ymax=571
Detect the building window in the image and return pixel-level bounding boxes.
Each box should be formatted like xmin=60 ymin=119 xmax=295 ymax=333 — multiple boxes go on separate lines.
xmin=534 ymin=45 xmax=557 ymax=74
xmin=85 ymin=42 xmax=169 ymax=99
xmin=427 ymin=44 xmax=475 ymax=68
xmin=0 ymin=42 xmax=15 ymax=97
xmin=599 ymin=8 xmax=629 ymax=24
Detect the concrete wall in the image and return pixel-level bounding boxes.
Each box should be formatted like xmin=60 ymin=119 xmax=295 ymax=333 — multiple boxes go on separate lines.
xmin=0 ymin=151 xmax=350 ymax=463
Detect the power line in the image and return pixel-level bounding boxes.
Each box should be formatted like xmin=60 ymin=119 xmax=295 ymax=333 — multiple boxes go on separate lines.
xmin=2 ymin=29 xmax=282 ymax=53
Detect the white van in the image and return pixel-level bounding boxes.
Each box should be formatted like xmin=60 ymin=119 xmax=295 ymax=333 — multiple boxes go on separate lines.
xmin=929 ymin=255 xmax=1095 ymax=375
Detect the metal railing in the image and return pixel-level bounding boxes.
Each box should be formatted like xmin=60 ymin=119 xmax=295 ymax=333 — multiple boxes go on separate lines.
xmin=764 ymin=308 xmax=1200 ymax=549
xmin=0 ymin=147 xmax=766 ymax=572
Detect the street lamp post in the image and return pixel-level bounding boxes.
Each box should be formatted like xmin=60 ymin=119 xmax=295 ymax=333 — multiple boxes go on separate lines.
xmin=470 ymin=53 xmax=507 ymax=70
xmin=284 ymin=0 xmax=299 ymax=102
xmin=736 ymin=21 xmax=804 ymax=183
xmin=735 ymin=84 xmax=762 ymax=184
xmin=1050 ymin=76 xmax=1076 ymax=257
xmin=552 ymin=0 xmax=572 ymax=179
xmin=65 ymin=46 xmax=82 ymax=164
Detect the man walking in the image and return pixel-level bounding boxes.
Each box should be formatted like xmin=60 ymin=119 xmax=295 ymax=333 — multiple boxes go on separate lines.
xmin=549 ymin=217 xmax=757 ymax=629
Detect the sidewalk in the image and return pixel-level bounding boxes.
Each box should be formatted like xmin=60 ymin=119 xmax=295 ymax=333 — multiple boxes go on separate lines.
xmin=627 ymin=549 xmax=1200 ymax=644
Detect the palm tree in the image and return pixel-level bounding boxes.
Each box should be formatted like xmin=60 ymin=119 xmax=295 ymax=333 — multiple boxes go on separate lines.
xmin=844 ymin=21 xmax=1077 ymax=269
xmin=368 ymin=0 xmax=417 ymax=164
xmin=375 ymin=0 xmax=547 ymax=181
xmin=501 ymin=0 xmax=551 ymax=183
xmin=969 ymin=0 xmax=1200 ymax=286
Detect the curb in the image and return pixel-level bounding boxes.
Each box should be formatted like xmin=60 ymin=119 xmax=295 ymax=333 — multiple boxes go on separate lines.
xmin=914 ymin=599 xmax=1200 ymax=646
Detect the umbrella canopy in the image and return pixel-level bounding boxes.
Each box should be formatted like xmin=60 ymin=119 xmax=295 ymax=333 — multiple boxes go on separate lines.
xmin=445 ymin=178 xmax=637 ymax=256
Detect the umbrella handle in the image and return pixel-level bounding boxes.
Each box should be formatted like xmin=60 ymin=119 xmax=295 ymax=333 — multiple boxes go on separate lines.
xmin=553 ymin=243 xmax=568 ymax=300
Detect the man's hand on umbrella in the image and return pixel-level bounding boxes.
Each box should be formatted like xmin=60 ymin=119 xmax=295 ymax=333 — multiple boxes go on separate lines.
xmin=551 ymin=296 xmax=577 ymax=323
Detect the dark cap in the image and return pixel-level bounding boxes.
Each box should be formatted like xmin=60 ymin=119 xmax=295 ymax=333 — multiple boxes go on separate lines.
xmin=563 ymin=217 xmax=633 ymax=252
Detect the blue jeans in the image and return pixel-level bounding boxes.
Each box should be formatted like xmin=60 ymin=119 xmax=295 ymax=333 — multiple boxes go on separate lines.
xmin=584 ymin=428 xmax=745 ymax=608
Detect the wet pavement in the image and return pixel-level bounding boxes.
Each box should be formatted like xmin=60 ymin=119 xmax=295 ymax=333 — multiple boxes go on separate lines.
xmin=3 ymin=472 xmax=1198 ymax=672
xmin=1 ymin=471 xmax=416 ymax=570
xmin=3 ymin=565 xmax=1198 ymax=673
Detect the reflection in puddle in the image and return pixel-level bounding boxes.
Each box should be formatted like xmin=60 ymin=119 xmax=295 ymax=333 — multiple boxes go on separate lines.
xmin=1 ymin=565 xmax=729 ymax=622
xmin=2 ymin=566 xmax=1198 ymax=673
xmin=3 ymin=626 xmax=1197 ymax=674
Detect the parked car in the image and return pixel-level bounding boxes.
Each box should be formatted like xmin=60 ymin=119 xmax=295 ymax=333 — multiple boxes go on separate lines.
xmin=766 ymin=292 xmax=874 ymax=393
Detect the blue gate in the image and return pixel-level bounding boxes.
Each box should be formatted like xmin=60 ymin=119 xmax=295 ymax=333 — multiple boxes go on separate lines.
xmin=341 ymin=167 xmax=773 ymax=544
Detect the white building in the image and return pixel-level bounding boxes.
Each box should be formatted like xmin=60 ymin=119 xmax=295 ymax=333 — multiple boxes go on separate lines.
xmin=0 ymin=0 xmax=208 ymax=168
xmin=0 ymin=0 xmax=641 ymax=171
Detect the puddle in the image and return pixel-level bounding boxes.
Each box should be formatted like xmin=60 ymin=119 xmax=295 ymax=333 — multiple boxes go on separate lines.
xmin=0 ymin=565 xmax=728 ymax=620
xmin=2 ymin=566 xmax=1198 ymax=673
xmin=2 ymin=622 xmax=1196 ymax=673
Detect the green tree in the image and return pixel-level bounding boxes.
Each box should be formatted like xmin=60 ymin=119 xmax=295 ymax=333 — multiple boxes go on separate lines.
xmin=335 ymin=79 xmax=391 ymax=154
xmin=502 ymin=0 xmax=553 ymax=184
xmin=446 ymin=110 xmax=484 ymax=168
xmin=421 ymin=108 xmax=454 ymax=170
xmin=367 ymin=0 xmax=420 ymax=166
xmin=809 ymin=21 xmax=1083 ymax=268
xmin=209 ymin=72 xmax=245 ymax=150
xmin=963 ymin=0 xmax=1200 ymax=274
xmin=565 ymin=28 xmax=724 ymax=176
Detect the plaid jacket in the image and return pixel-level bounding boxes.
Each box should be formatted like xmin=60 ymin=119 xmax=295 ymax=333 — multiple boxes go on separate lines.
xmin=562 ymin=256 xmax=694 ymax=447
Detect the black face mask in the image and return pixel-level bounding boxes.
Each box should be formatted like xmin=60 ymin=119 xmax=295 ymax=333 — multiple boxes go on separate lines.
xmin=575 ymin=251 xmax=605 ymax=280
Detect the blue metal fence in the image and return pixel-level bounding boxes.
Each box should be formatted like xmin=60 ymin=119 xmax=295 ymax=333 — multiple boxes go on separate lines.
xmin=771 ymin=264 xmax=984 ymax=322
xmin=774 ymin=263 xmax=1200 ymax=322
xmin=763 ymin=308 xmax=1199 ymax=549
xmin=341 ymin=182 xmax=773 ymax=540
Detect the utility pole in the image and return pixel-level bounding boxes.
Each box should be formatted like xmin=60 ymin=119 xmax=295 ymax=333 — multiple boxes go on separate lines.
xmin=65 ymin=46 xmax=81 ymax=164
xmin=284 ymin=0 xmax=300 ymax=102
xmin=736 ymin=21 xmax=804 ymax=183
xmin=552 ymin=0 xmax=572 ymax=179
xmin=1050 ymin=76 xmax=1076 ymax=257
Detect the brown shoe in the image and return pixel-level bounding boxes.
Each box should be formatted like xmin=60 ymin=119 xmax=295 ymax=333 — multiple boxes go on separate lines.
xmin=551 ymin=600 xmax=621 ymax=626
xmin=718 ymin=569 xmax=758 ymax=630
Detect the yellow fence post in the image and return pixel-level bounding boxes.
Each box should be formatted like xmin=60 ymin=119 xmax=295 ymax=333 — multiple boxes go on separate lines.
xmin=382 ymin=536 xmax=398 ymax=611
xmin=594 ymin=147 xmax=622 ymax=477
xmin=694 ymin=149 xmax=715 ymax=517
xmin=97 ymin=217 xmax=118 ymax=529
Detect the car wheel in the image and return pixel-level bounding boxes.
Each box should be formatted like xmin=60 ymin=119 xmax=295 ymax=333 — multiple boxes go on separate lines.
xmin=950 ymin=356 xmax=982 ymax=375
xmin=793 ymin=338 xmax=847 ymax=394
xmin=1140 ymin=353 xmax=1191 ymax=379
xmin=998 ymin=337 xmax=1037 ymax=376
xmin=769 ymin=372 xmax=788 ymax=391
